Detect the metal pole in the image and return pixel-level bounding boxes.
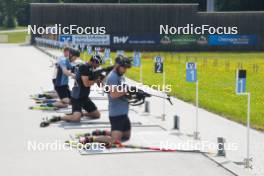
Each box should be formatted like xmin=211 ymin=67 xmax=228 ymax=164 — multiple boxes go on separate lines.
xmin=245 ymin=92 xmax=251 ymax=168
xmin=162 ymin=71 xmax=166 ymax=121
xmin=194 ymin=80 xmax=199 ymax=140
xmin=140 ymin=64 xmax=143 ymax=83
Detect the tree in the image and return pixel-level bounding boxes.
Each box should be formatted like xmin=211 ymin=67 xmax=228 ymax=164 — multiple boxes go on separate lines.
xmin=2 ymin=0 xmax=17 ymax=28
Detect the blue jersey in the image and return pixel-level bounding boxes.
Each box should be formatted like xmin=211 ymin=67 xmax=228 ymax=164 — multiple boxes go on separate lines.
xmin=106 ymin=71 xmax=129 ymax=117
xmin=54 ymin=57 xmax=72 ymax=86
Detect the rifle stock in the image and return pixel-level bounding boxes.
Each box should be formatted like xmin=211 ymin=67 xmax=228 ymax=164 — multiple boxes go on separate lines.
xmin=91 ymin=66 xmax=114 ymax=81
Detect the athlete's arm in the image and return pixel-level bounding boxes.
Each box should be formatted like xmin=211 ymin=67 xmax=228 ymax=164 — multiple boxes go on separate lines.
xmin=80 ymin=65 xmax=94 ymax=87
xmin=109 ymin=87 xmax=126 ymax=98
xmin=59 ymin=60 xmax=75 ymax=78
xmin=62 ymin=68 xmax=75 ymax=78
xmin=81 ymin=75 xmax=95 ymax=87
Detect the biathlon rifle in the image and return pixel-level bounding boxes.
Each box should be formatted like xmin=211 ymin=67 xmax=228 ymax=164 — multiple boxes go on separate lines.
xmin=124 ymin=85 xmax=173 ymax=106
xmin=90 ymin=65 xmax=114 ymax=81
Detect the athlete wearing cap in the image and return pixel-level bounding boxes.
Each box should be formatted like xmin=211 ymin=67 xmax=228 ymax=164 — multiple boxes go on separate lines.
xmin=79 ymin=55 xmax=132 ymax=144
xmin=106 ymin=55 xmax=132 ymax=142
xmin=51 ymin=48 xmax=79 ymax=108
xmin=51 ymin=55 xmax=103 ymax=122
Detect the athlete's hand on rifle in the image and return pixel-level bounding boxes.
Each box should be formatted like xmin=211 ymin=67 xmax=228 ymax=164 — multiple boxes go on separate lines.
xmin=123 ymin=84 xmax=173 ymax=106
xmin=90 ymin=66 xmax=114 ymax=81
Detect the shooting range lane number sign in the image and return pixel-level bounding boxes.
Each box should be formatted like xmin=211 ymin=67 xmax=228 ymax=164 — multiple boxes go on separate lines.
xmin=236 ymin=69 xmax=247 ymax=94
xmin=186 ymin=62 xmax=197 ymax=82
xmin=95 ymin=47 xmax=101 ymax=55
xmin=104 ymin=48 xmax=111 ymax=59
xmin=133 ymin=51 xmax=141 ymax=67
xmin=154 ymin=56 xmax=163 ymax=73
xmin=87 ymin=45 xmax=93 ymax=55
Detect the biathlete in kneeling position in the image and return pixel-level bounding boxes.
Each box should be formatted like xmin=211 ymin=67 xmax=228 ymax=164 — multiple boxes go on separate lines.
xmin=41 ymin=55 xmax=104 ymax=126
xmin=51 ymin=48 xmax=79 ymax=108
xmin=78 ymin=56 xmax=132 ymax=144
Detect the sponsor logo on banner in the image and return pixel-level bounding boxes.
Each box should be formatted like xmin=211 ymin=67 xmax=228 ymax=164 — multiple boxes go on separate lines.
xmin=160 ymin=35 xmax=208 ymax=45
xmin=111 ymin=35 xmax=159 ymax=45
xmin=72 ymin=35 xmax=110 ymax=46
xmin=160 ymin=36 xmax=171 ymax=44
xmin=113 ymin=36 xmax=129 ymax=44
xmin=59 ymin=35 xmax=72 ymax=42
xmin=196 ymin=36 xmax=208 ymax=45
xmin=208 ymin=35 xmax=257 ymax=46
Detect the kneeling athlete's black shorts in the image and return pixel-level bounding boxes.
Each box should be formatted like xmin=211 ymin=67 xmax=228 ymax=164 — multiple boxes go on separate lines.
xmin=109 ymin=114 xmax=131 ymax=132
xmin=54 ymin=85 xmax=71 ymax=100
xmin=71 ymin=97 xmax=97 ymax=113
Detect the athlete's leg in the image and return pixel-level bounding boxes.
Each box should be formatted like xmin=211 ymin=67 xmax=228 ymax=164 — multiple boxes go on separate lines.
xmin=108 ymin=115 xmax=131 ymax=142
xmin=52 ymin=98 xmax=69 ymax=108
xmin=83 ymin=110 xmax=100 ymax=119
xmin=82 ymin=98 xmax=100 ymax=119
xmin=91 ymin=131 xmax=124 ymax=144
xmin=53 ymin=86 xmax=71 ymax=108
xmin=122 ymin=131 xmax=131 ymax=142
xmin=61 ymin=112 xmax=82 ymax=122
xmin=111 ymin=130 xmax=123 ymax=142
xmin=44 ymin=92 xmax=58 ymax=99
xmin=60 ymin=98 xmax=83 ymax=122
xmin=121 ymin=115 xmax=131 ymax=141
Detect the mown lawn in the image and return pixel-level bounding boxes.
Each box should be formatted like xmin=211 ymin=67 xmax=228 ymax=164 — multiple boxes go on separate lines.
xmin=83 ymin=51 xmax=264 ymax=130
xmin=0 ymin=26 xmax=28 ymax=43
xmin=0 ymin=31 xmax=28 ymax=43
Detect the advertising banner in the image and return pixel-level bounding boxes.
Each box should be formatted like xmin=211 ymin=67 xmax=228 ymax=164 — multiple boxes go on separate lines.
xmin=111 ymin=35 xmax=160 ymax=45
xmin=160 ymin=35 xmax=208 ymax=46
xmin=72 ymin=35 xmax=110 ymax=46
xmin=59 ymin=35 xmax=72 ymax=42
xmin=208 ymin=35 xmax=257 ymax=46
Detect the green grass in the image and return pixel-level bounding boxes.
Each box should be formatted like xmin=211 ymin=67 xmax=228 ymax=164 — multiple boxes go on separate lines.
xmin=82 ymin=51 xmax=264 ymax=131
xmin=0 ymin=26 xmax=27 ymax=31
xmin=0 ymin=31 xmax=28 ymax=43
xmin=0 ymin=26 xmax=28 ymax=43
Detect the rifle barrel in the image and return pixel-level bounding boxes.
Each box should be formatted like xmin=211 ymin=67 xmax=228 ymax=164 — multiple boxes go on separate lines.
xmin=150 ymin=94 xmax=173 ymax=105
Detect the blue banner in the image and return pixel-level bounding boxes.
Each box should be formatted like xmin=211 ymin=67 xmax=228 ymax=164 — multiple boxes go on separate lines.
xmin=59 ymin=35 xmax=72 ymax=42
xmin=111 ymin=35 xmax=160 ymax=45
xmin=209 ymin=35 xmax=257 ymax=46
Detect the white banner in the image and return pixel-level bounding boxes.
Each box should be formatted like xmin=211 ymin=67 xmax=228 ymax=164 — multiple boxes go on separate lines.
xmin=72 ymin=35 xmax=110 ymax=46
